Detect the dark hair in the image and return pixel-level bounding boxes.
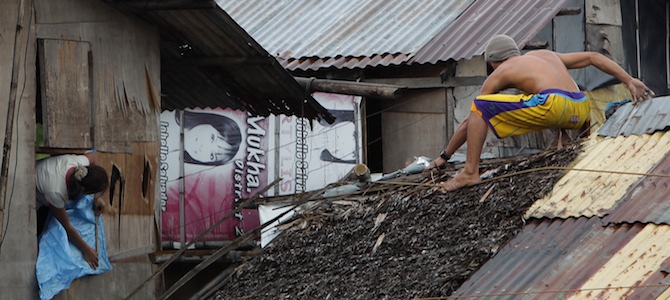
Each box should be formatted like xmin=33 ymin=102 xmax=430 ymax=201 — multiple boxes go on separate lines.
xmin=67 ymin=165 xmax=109 ymax=200
xmin=175 ymin=110 xmax=242 ymax=165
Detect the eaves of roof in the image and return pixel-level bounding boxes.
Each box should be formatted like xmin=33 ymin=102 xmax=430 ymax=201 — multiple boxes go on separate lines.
xmin=102 ymin=1 xmax=333 ymax=122
xmin=454 ymin=217 xmax=670 ymax=299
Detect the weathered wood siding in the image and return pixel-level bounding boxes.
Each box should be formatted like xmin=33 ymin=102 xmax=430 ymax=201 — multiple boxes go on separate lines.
xmin=36 ymin=0 xmax=161 ymax=153
xmin=39 ymin=39 xmax=93 ymax=148
xmin=31 ymin=0 xmax=160 ymax=298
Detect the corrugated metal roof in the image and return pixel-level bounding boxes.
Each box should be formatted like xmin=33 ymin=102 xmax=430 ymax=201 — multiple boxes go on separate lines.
xmin=454 ymin=218 xmax=670 ymax=299
xmin=412 ymin=0 xmax=569 ymax=64
xmin=216 ymin=0 xmax=568 ymax=71
xmin=217 ymin=0 xmax=473 ymax=58
xmin=103 ymin=1 xmax=333 ymax=121
xmin=216 ymin=0 xmax=474 ymax=71
xmin=602 ymin=153 xmax=670 ymax=225
xmin=597 ymin=96 xmax=670 ymax=137
xmin=524 ymin=132 xmax=670 ymax=219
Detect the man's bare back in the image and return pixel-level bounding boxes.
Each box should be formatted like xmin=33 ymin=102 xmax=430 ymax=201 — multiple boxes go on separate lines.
xmin=486 ymin=50 xmax=580 ymax=95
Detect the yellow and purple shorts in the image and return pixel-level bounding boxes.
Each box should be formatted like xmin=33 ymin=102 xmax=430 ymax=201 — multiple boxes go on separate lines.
xmin=471 ymin=89 xmax=590 ymax=138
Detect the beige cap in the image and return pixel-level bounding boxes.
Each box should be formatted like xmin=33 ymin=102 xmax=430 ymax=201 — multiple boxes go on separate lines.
xmin=485 ymin=35 xmax=520 ymax=62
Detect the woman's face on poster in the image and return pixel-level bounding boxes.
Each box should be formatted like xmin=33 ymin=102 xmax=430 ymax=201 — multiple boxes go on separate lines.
xmin=184 ymin=124 xmax=231 ymax=163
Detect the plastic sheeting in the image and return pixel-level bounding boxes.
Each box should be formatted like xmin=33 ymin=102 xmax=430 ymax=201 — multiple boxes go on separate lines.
xmin=36 ymin=195 xmax=112 ymax=300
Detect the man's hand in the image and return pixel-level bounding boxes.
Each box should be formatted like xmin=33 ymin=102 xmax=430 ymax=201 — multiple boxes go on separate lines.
xmin=93 ymin=196 xmax=105 ymax=216
xmin=423 ymin=156 xmax=448 ymax=173
xmin=627 ymin=78 xmax=655 ymax=104
xmin=82 ymin=245 xmax=99 ymax=269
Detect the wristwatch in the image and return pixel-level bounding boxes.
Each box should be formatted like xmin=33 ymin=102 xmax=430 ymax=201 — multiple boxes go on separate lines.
xmin=439 ymin=150 xmax=450 ymax=161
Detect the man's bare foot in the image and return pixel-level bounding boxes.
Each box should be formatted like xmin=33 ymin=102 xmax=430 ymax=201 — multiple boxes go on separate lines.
xmin=440 ymin=171 xmax=481 ymax=191
xmin=548 ymin=129 xmax=571 ymax=150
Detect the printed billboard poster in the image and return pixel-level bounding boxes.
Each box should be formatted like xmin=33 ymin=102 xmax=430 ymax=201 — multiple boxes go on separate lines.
xmin=159 ymin=92 xmax=361 ymax=245
xmin=159 ymin=108 xmax=264 ymax=243
xmin=271 ymin=92 xmax=362 ymax=196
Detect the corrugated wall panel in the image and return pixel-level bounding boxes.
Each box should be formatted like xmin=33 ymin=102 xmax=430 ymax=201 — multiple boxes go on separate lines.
xmin=525 ymin=132 xmax=670 ymax=219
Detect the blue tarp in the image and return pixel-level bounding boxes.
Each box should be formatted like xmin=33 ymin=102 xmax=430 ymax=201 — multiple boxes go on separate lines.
xmin=36 ymin=195 xmax=112 ymax=300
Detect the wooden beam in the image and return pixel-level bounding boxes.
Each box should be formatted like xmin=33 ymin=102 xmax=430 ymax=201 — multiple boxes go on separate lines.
xmin=294 ymin=76 xmax=489 ymax=99
xmin=557 ymin=7 xmax=582 ymax=16
xmin=523 ymin=41 xmax=550 ymax=50
xmin=295 ymin=77 xmax=403 ymax=99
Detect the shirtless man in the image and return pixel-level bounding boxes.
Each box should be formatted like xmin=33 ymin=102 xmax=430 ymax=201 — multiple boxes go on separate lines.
xmin=425 ymin=34 xmax=655 ymax=191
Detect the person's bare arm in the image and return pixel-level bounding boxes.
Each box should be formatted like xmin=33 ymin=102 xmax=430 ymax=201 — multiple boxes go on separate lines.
xmin=556 ymin=52 xmax=655 ymax=103
xmin=50 ymin=206 xmax=99 ymax=269
xmin=480 ymin=66 xmax=512 ymax=95
xmin=84 ymin=151 xmax=98 ymax=165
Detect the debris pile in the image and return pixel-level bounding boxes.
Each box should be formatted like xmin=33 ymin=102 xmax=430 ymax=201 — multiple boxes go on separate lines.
xmin=212 ymin=145 xmax=581 ymax=300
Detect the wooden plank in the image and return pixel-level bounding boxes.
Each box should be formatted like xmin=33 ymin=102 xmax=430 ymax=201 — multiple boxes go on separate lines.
xmin=39 ymin=39 xmax=92 ymax=148
xmin=446 ymin=88 xmax=455 ymax=141
xmin=36 ymin=19 xmax=160 ymax=153
xmin=124 ymin=143 xmax=155 ymax=216
xmin=90 ymin=20 xmax=160 ymax=151
xmin=96 ymin=151 xmax=154 ymax=255
xmin=557 ymin=7 xmax=582 ymax=16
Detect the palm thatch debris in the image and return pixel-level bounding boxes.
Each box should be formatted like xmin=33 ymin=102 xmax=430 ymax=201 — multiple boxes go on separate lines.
xmin=212 ymin=144 xmax=581 ymax=300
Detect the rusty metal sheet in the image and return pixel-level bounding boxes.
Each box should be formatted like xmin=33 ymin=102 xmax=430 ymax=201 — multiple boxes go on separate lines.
xmin=412 ymin=0 xmax=569 ymax=64
xmin=570 ymin=224 xmax=670 ymax=299
xmin=597 ymin=96 xmax=670 ymax=137
xmin=525 ymin=132 xmax=670 ymax=219
xmin=217 ymin=0 xmax=473 ymax=68
xmin=603 ymin=152 xmax=670 ymax=225
xmin=455 ymin=218 xmax=670 ymax=299
xmin=219 ymin=0 xmax=566 ymax=71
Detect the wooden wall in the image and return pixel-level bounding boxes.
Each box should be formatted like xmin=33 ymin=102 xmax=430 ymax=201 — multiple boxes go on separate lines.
xmin=32 ymin=0 xmax=160 ymax=298
xmin=0 ymin=1 xmax=39 ymax=299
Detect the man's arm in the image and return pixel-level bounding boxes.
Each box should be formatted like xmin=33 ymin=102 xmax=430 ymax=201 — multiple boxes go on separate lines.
xmin=480 ymin=66 xmax=511 ymax=95
xmin=556 ymin=52 xmax=655 ymax=103
xmin=50 ymin=206 xmax=99 ymax=269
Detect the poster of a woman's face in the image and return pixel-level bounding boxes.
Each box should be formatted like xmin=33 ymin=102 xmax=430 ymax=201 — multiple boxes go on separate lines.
xmin=176 ymin=110 xmax=242 ymax=166
xmin=160 ymin=108 xmax=263 ymax=243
